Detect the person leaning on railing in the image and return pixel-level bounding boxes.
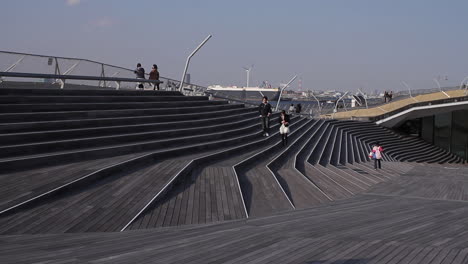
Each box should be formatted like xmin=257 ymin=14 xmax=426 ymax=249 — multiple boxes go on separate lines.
xmin=149 ymin=64 xmax=160 ymax=91
xmin=134 ymin=63 xmax=145 ymax=90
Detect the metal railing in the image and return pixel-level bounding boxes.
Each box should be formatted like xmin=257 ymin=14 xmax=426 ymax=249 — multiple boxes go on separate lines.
xmin=0 ymin=50 xmax=208 ymax=92
xmin=0 ymin=72 xmax=162 ymax=90
xmin=372 ymin=95 xmax=468 ymax=123
xmin=204 ymin=91 xmax=259 ymax=107
xmin=328 ymin=85 xmax=464 ymax=116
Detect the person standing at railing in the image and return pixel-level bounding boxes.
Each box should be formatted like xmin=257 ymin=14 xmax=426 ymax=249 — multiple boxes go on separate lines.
xmin=134 ymin=63 xmax=145 ymax=90
xmin=149 ymin=64 xmax=160 ymax=90
xmin=388 ymin=91 xmax=393 ymax=102
xmin=259 ymin=96 xmax=272 ymax=137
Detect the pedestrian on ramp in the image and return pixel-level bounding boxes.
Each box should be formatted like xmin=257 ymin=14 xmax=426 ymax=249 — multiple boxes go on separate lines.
xmin=279 ymin=110 xmax=290 ymax=146
xmin=370 ymin=142 xmax=384 ymax=169
xmin=259 ymin=96 xmax=272 ymax=137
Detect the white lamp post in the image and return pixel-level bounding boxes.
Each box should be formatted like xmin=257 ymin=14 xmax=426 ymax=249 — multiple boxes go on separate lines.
xmin=433 ymin=78 xmax=450 ymax=98
xmin=401 ymin=81 xmax=413 ymax=97
xmin=179 ymin=35 xmax=212 ymax=93
xmin=460 ymin=76 xmax=468 ymax=95
xmin=275 ymin=75 xmax=298 ymax=111
xmin=242 ymin=65 xmax=253 ymax=88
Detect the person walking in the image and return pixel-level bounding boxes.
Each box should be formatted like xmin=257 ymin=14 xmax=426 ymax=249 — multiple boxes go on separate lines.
xmin=134 ymin=63 xmax=145 ymax=90
xmin=279 ymin=110 xmax=290 ymax=146
xmin=389 ymin=91 xmax=393 ymax=102
xmin=149 ymin=64 xmax=160 ymax=90
xmin=296 ymin=103 xmax=302 ymax=114
xmin=259 ymin=96 xmax=272 ymax=137
xmin=288 ymin=104 xmax=295 ymax=114
xmin=371 ymin=142 xmax=384 ymax=169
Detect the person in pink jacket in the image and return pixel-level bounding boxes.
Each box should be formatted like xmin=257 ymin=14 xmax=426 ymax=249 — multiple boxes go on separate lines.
xmin=372 ymin=142 xmax=384 ymax=169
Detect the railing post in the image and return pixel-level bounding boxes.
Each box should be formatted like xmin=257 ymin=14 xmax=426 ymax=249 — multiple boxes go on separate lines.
xmin=275 ymin=75 xmax=297 ymax=111
xmin=54 ymin=58 xmax=61 ymax=75
xmin=179 ymin=35 xmax=212 ymax=93
xmin=99 ymin=64 xmax=107 ymax=88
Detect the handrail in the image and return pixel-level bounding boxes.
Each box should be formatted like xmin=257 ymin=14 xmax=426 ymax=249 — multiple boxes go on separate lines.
xmin=327 ymin=93 xmax=468 ymax=122
xmin=0 ymin=71 xmax=162 ymax=90
xmin=204 ymin=91 xmax=259 ymax=107
xmin=371 ymin=95 xmax=468 ymax=123
xmin=330 ymin=85 xmax=462 ymax=115
xmin=0 ymin=50 xmax=208 ymax=91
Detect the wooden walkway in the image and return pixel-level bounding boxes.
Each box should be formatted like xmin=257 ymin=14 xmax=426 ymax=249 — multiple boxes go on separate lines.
xmin=0 ymin=159 xmax=190 ymax=234
xmin=0 ymin=151 xmax=150 ymax=212
xmin=1 ymin=88 xmax=467 ymax=263
xmin=325 ymin=89 xmax=468 ymax=120
xmin=128 ymin=166 xmax=246 ymax=229
xmin=1 ymin=164 xmax=468 ymax=263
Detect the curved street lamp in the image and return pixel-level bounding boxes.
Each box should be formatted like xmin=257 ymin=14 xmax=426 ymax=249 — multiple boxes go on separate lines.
xmin=460 ymin=76 xmax=468 ymax=95
xmin=433 ymin=78 xmax=450 ymax=98
xmin=275 ymin=75 xmax=298 ymax=111
xmin=401 ymin=81 xmax=412 ymax=97
xmin=332 ymin=91 xmax=349 ymax=119
xmin=357 ymin=88 xmax=368 ymax=109
xmin=179 ymin=35 xmax=212 ymax=93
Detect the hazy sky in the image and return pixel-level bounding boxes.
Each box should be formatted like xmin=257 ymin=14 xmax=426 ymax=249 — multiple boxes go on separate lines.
xmin=2 ymin=0 xmax=468 ymax=92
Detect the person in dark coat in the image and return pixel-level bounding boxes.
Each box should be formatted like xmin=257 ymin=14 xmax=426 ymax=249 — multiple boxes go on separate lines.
xmin=149 ymin=64 xmax=160 ymax=90
xmin=279 ymin=110 xmax=290 ymax=146
xmin=296 ymin=103 xmax=302 ymax=114
xmin=134 ymin=63 xmax=145 ymax=90
xmin=258 ymin=96 xmax=272 ymax=136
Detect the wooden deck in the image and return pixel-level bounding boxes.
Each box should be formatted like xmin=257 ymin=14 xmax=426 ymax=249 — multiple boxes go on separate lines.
xmin=1 ymin=88 xmax=467 ymax=263
xmin=1 ymin=164 xmax=468 ymax=263
xmin=325 ymin=89 xmax=468 ymax=120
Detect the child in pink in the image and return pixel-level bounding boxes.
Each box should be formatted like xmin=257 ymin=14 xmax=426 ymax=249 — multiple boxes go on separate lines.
xmin=372 ymin=142 xmax=384 ymax=169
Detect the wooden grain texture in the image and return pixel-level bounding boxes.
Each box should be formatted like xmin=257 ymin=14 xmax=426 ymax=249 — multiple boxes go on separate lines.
xmin=1 ymin=89 xmax=467 ymax=263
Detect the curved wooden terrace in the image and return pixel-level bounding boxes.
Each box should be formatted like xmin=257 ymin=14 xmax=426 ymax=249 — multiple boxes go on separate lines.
xmin=0 ymin=87 xmax=466 ymax=263
xmin=323 ymin=89 xmax=468 ymax=121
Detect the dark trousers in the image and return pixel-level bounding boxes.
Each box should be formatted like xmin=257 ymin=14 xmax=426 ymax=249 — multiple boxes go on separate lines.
xmin=281 ymin=134 xmax=288 ymax=146
xmin=374 ymin=159 xmax=382 ymax=169
xmin=261 ymin=116 xmax=270 ymax=134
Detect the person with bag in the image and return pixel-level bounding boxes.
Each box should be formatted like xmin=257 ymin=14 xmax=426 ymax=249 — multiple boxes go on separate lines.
xmin=279 ymin=110 xmax=290 ymax=146
xmin=371 ymin=142 xmax=384 ymax=169
xmin=258 ymin=96 xmax=272 ymax=136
